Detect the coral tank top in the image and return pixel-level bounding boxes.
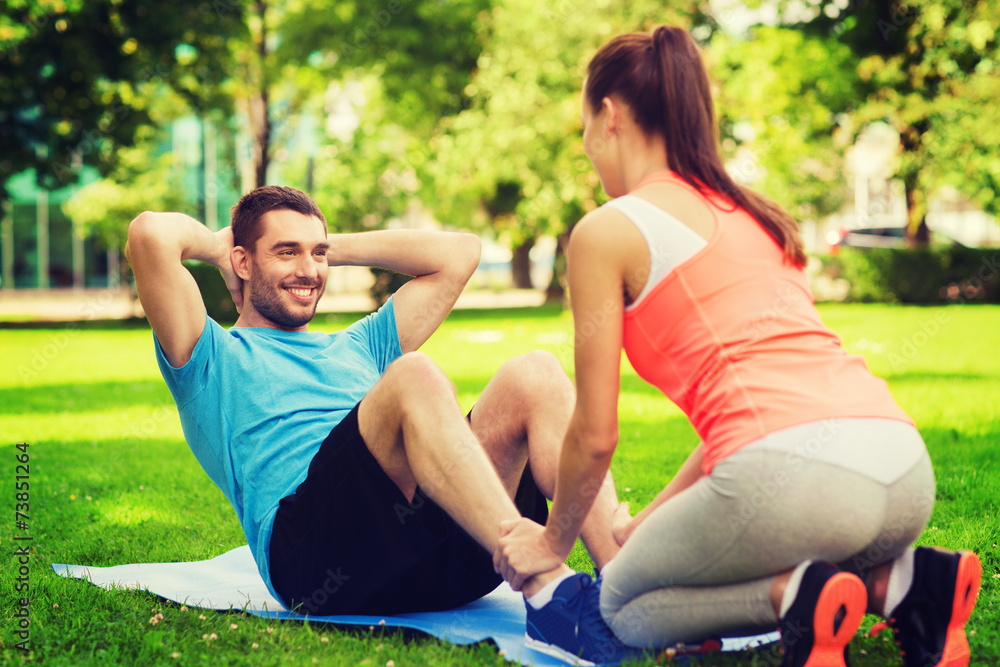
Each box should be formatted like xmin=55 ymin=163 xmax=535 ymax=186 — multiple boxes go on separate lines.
xmin=619 ymin=171 xmax=912 ymax=473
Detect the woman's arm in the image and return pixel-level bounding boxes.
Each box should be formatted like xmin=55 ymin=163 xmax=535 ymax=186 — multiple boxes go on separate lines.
xmin=494 ymin=209 xmax=640 ymax=589
xmin=541 ymin=216 xmax=628 ymax=559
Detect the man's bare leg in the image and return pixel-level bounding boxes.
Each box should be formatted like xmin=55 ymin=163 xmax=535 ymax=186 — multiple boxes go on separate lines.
xmin=469 ymin=350 xmax=621 ymax=573
xmin=357 ymin=351 xmax=618 ymax=599
xmin=357 ymin=351 xmax=519 ymax=547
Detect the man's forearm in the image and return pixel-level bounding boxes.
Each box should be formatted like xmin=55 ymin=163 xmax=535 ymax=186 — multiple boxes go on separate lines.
xmin=126 ymin=212 xmax=227 ymax=269
xmin=125 ymin=212 xmax=240 ymax=365
xmin=326 ymin=230 xmax=480 ymax=278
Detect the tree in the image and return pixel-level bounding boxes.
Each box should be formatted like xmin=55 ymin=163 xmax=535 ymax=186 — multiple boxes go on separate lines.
xmin=710 ymin=26 xmax=862 ymax=224
xmin=0 ymin=0 xmax=244 ymax=231
xmin=925 ymin=65 xmax=1000 ymax=217
xmin=0 ymin=0 xmax=244 ymax=293
xmin=53 ymin=0 xmax=491 ymax=267
xmin=272 ymin=0 xmax=494 ymax=305
xmin=785 ymin=0 xmax=1000 ymax=244
xmin=278 ymin=0 xmax=491 ymax=128
xmin=303 ymin=77 xmax=426 ymax=235
xmin=246 ymin=0 xmax=274 ymax=188
xmin=62 ymin=86 xmax=211 ymax=251
xmin=272 ymin=0 xmax=493 ymax=201
xmin=203 ymin=0 xmax=492 ymax=209
xmin=430 ymin=0 xmax=709 ymax=298
xmin=63 ymin=143 xmax=187 ymax=252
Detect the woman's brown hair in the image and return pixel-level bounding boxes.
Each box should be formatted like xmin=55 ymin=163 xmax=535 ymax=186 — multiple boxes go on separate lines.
xmin=586 ymin=26 xmax=807 ymax=267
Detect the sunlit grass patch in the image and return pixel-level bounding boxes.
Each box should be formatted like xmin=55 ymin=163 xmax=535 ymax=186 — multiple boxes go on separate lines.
xmin=2 ymin=304 xmax=997 ymax=665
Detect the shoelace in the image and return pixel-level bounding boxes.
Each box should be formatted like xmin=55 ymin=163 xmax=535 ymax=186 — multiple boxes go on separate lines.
xmin=557 ymin=575 xmax=591 ymax=642
xmin=575 ymin=577 xmax=621 ymax=646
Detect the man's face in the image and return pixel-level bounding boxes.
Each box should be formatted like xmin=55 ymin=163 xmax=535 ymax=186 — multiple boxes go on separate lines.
xmin=245 ymin=209 xmax=329 ymax=330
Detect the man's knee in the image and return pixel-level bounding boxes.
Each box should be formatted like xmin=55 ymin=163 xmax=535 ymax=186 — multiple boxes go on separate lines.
xmin=384 ymin=352 xmax=456 ymax=403
xmin=500 ymin=350 xmax=572 ymax=400
xmin=519 ymin=349 xmax=564 ymax=374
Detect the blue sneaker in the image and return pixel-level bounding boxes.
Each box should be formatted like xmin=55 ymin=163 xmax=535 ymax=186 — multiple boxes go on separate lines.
xmin=525 ymin=572 xmax=649 ymax=666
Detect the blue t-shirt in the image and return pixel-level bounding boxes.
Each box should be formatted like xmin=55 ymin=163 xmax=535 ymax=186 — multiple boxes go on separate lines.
xmin=154 ymin=299 xmax=402 ymax=598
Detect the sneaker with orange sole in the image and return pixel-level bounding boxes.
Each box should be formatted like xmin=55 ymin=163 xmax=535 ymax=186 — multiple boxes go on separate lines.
xmin=779 ymin=561 xmax=867 ymax=667
xmin=874 ymin=547 xmax=982 ymax=667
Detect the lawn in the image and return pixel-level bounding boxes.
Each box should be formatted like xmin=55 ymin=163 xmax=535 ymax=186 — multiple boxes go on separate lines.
xmin=1 ymin=303 xmax=998 ymax=666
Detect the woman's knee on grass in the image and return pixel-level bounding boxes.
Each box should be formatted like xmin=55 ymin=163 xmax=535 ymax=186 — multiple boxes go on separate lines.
xmin=600 ymin=587 xmax=684 ymax=649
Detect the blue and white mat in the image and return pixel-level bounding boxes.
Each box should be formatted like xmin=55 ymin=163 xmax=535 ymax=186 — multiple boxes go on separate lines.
xmin=54 ymin=545 xmax=778 ymax=665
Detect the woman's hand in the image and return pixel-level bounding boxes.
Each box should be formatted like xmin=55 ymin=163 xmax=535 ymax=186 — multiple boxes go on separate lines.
xmin=611 ymin=501 xmax=633 ymax=546
xmin=493 ymin=518 xmax=565 ymax=592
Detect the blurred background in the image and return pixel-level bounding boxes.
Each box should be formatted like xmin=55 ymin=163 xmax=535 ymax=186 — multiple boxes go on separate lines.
xmin=1 ymin=0 xmax=998 ymax=320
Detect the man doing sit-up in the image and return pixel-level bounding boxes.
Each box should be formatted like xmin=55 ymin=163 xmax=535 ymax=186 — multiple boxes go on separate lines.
xmin=125 ymin=185 xmax=620 ymax=617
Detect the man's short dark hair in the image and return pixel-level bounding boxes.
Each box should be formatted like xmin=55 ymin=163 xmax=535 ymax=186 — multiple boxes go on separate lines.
xmin=230 ymin=186 xmax=327 ymax=253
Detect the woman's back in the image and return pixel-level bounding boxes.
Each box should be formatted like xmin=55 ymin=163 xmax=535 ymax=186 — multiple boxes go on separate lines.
xmin=614 ymin=170 xmax=911 ymax=472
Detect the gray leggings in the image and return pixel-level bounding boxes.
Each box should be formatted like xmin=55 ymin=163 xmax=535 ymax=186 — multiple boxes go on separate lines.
xmin=600 ymin=418 xmax=935 ymax=647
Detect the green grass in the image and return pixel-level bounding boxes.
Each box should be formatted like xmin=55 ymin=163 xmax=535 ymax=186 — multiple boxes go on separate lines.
xmin=1 ymin=303 xmax=998 ymax=666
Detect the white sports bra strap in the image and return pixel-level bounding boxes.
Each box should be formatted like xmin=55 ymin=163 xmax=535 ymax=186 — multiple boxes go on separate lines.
xmin=605 ymin=195 xmax=708 ymax=310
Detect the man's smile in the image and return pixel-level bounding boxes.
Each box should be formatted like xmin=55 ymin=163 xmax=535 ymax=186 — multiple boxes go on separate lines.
xmin=285 ymin=286 xmax=317 ymax=302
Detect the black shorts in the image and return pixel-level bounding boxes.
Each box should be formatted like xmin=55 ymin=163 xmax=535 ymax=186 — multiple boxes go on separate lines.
xmin=268 ymin=403 xmax=549 ymax=616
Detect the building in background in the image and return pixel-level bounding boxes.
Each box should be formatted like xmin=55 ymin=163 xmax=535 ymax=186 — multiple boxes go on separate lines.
xmin=1 ymin=166 xmax=107 ymax=290
xmin=0 ymin=116 xmax=245 ymax=292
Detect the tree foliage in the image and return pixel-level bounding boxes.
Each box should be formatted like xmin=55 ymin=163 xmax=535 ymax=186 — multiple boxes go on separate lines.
xmin=278 ymin=0 xmax=491 ymax=129
xmin=274 ymin=1 xmax=494 ymax=236
xmin=62 ymin=90 xmax=196 ymax=250
xmin=305 ymin=78 xmax=427 ymax=234
xmin=430 ymin=0 xmax=707 ymax=293
xmin=785 ymin=0 xmax=1000 ymax=240
xmin=11 ymin=0 xmax=1000 ymax=296
xmin=57 ymin=0 xmax=489 ymax=254
xmin=710 ymin=26 xmax=861 ymax=223
xmin=0 ymin=0 xmax=245 ymax=197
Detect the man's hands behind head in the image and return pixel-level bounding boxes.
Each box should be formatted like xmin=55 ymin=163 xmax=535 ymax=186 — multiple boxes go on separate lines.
xmin=213 ymin=226 xmax=243 ymax=313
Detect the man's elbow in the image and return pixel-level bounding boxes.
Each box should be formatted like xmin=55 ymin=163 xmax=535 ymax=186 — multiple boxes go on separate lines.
xmin=125 ymin=214 xmax=148 ymax=265
xmin=126 ymin=212 xmax=157 ymax=251
xmin=455 ymin=233 xmax=482 ymax=280
xmin=127 ymin=212 xmax=178 ymax=261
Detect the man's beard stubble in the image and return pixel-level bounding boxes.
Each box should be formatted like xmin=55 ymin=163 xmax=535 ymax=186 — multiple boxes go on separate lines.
xmin=247 ymin=262 xmax=323 ymax=329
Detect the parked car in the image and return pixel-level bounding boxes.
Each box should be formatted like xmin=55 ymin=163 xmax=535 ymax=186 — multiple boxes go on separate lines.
xmin=826 ymin=226 xmax=965 ymax=253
